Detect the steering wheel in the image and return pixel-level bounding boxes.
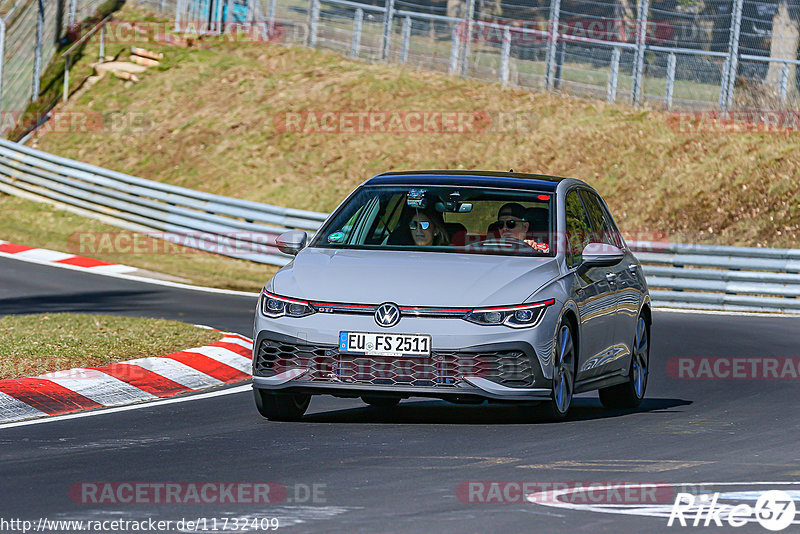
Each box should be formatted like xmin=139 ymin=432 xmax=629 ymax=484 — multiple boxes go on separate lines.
xmin=465 ymin=237 xmax=532 ymax=252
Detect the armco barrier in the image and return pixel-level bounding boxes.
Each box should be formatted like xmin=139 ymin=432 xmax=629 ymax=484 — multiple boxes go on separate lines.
xmin=0 ymin=139 xmax=326 ymax=266
xmin=630 ymin=241 xmax=800 ymax=314
xmin=1 ymin=139 xmax=798 ymax=313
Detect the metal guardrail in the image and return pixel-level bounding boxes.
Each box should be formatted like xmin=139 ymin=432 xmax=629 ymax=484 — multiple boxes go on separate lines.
xmin=1 ymin=139 xmax=798 ymax=313
xmin=629 ymin=241 xmax=800 ymax=314
xmin=0 ymin=139 xmax=326 ymax=265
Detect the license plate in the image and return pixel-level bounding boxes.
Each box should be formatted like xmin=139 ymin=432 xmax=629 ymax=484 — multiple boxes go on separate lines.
xmin=339 ymin=332 xmax=431 ymax=357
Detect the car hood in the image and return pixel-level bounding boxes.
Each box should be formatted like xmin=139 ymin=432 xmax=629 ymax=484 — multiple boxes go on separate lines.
xmin=271 ymin=247 xmax=561 ymax=307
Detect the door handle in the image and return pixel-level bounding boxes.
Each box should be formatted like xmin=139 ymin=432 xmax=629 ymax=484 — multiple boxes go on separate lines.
xmin=605 ymin=272 xmax=617 ymax=283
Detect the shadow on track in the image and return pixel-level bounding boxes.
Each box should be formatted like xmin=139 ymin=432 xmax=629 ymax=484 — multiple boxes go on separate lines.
xmin=0 ymin=289 xmax=162 ymax=315
xmin=298 ymin=397 xmax=692 ymax=425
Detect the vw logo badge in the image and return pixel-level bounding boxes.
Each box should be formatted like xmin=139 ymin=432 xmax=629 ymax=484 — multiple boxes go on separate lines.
xmin=375 ymin=303 xmax=400 ymax=328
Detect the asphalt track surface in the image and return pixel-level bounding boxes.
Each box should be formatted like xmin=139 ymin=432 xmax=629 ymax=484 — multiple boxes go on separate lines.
xmin=2 ymin=256 xmax=800 ymax=533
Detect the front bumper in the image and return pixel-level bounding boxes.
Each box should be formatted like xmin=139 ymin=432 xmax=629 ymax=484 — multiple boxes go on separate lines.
xmin=251 ymin=331 xmax=552 ymax=402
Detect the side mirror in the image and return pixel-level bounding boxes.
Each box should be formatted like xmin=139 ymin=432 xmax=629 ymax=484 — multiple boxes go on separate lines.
xmin=275 ymin=230 xmax=308 ymax=256
xmin=582 ymin=242 xmax=624 ymax=267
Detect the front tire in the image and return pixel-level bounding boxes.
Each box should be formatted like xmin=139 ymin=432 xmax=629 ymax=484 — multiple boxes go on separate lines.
xmin=254 ymin=390 xmax=310 ymax=421
xmin=599 ymin=314 xmax=649 ymax=409
xmin=540 ymin=320 xmax=576 ymax=421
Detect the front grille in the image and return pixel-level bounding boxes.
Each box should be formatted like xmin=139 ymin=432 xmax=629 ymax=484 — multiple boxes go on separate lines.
xmin=254 ymin=339 xmax=533 ymax=388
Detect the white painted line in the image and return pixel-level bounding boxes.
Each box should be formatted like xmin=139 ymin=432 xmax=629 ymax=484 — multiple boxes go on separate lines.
xmin=90 ymin=264 xmax=139 ymax=273
xmin=0 ymin=392 xmax=48 ymax=421
xmin=0 ymin=384 xmax=251 ymax=430
xmin=184 ymin=346 xmax=253 ymax=374
xmin=0 ymin=250 xmax=259 ymax=297
xmin=14 ymin=248 xmax=74 ymax=262
xmin=36 ymin=369 xmax=156 ymax=406
xmin=123 ymin=357 xmax=225 ymax=390
xmin=653 ymin=306 xmax=800 ymax=319
xmin=527 ymin=481 xmax=800 ymax=524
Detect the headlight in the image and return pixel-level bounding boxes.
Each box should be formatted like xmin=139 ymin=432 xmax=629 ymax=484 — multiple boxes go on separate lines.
xmin=463 ymin=299 xmax=554 ymax=328
xmin=261 ymin=291 xmax=315 ymax=318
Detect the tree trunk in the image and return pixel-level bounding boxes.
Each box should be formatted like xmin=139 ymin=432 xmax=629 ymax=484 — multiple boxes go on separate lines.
xmin=447 ymin=0 xmax=465 ymax=19
xmin=615 ymin=0 xmax=637 ymax=42
xmin=765 ymin=0 xmax=800 ymax=96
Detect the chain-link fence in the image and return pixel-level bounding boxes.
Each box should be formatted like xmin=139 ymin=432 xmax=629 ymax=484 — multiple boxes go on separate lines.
xmin=160 ymin=0 xmax=800 ymax=111
xmin=0 ymin=0 xmax=114 ymax=130
xmin=3 ymin=0 xmax=798 ymax=130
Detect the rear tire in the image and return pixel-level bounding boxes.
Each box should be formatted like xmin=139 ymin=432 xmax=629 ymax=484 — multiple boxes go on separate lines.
xmin=540 ymin=319 xmax=576 ymax=421
xmin=254 ymin=390 xmax=310 ymax=421
xmin=361 ymin=396 xmax=401 ymax=408
xmin=599 ymin=314 xmax=649 ymax=409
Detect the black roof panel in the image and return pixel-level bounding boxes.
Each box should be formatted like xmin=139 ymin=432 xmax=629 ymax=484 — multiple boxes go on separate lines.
xmin=365 ymin=170 xmax=570 ymax=192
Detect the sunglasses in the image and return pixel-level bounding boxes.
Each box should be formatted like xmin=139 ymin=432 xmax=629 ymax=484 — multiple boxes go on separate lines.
xmin=496 ymin=219 xmax=524 ymax=230
xmin=409 ymin=221 xmax=431 ymax=231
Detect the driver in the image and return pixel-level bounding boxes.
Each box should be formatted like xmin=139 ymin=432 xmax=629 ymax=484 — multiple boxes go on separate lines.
xmin=492 ymin=203 xmax=550 ymax=253
xmin=495 ymin=203 xmax=530 ymax=241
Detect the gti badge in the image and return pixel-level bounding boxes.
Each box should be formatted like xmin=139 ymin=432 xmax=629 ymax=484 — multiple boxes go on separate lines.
xmin=375 ymin=303 xmax=400 ymax=327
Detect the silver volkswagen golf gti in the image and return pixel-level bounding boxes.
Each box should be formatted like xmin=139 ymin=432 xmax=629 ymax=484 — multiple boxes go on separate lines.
xmin=252 ymin=171 xmax=651 ymax=421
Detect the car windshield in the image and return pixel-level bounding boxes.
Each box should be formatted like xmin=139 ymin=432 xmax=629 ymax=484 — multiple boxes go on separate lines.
xmin=311 ymin=185 xmax=554 ymax=257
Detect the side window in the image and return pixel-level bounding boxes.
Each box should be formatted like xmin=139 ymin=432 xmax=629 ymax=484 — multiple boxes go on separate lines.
xmin=598 ymin=198 xmax=625 ymax=249
xmin=366 ymin=194 xmax=405 ymax=244
xmin=579 ymin=190 xmax=622 ymax=248
xmin=565 ymin=190 xmax=592 ymax=268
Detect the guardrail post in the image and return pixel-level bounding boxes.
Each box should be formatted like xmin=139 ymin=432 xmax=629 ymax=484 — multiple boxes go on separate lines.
xmin=215 ymin=0 xmax=224 ymax=34
xmin=724 ymin=0 xmax=743 ymax=110
xmin=225 ymin=0 xmax=234 ymax=29
xmin=448 ymin=21 xmax=460 ymax=74
xmin=718 ymin=58 xmax=729 ymax=109
xmin=63 ymin=54 xmax=70 ymax=102
xmin=400 ymin=16 xmax=411 ymax=63
xmin=545 ymin=0 xmax=561 ymax=90
xmin=665 ymin=51 xmax=676 ymax=110
xmin=500 ymin=25 xmax=510 ymax=86
xmin=245 ymin=0 xmax=253 ymax=24
xmin=99 ymin=23 xmax=106 ymax=62
xmin=32 ymin=0 xmax=44 ymax=102
xmin=779 ymin=62 xmax=789 ymax=104
xmin=459 ymin=0 xmax=475 ymax=75
xmin=381 ymin=0 xmax=395 ymax=60
xmin=631 ymin=0 xmax=649 ymax=106
xmin=268 ymin=0 xmax=277 ymax=33
xmin=308 ymin=0 xmax=320 ymax=47
xmin=174 ymin=0 xmax=184 ymax=32
xmin=607 ymin=46 xmax=620 ymax=103
xmin=351 ymin=8 xmax=363 ymax=57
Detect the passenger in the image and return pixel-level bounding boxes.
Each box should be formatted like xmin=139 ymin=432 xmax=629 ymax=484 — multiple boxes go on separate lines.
xmin=410 ymin=210 xmax=449 ymax=246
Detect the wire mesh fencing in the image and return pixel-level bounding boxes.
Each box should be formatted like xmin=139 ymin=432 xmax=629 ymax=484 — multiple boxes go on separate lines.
xmin=3 ymin=0 xmax=800 ymax=137
xmin=163 ymin=0 xmax=800 ymax=113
